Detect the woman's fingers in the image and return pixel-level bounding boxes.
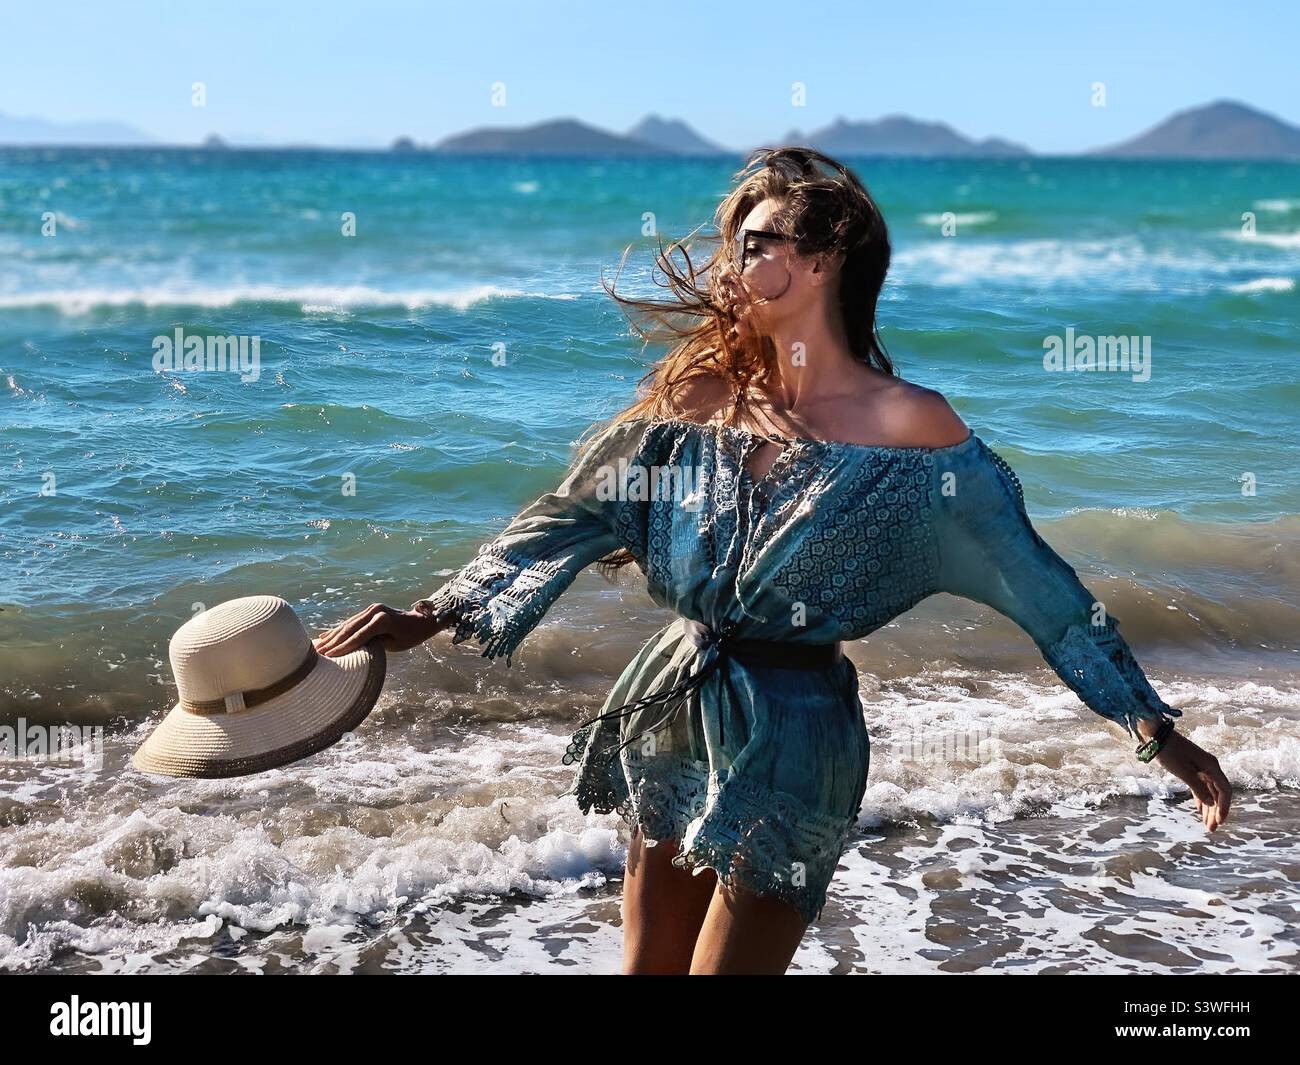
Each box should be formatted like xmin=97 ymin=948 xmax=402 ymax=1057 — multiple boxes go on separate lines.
xmin=316 ymin=603 xmax=374 ymax=643
xmin=1161 ymin=733 xmax=1232 ymax=833
xmin=313 ymin=604 xmax=441 ymax=658
xmin=1190 ymin=777 xmax=1214 ymax=809
xmin=1192 ymin=755 xmax=1227 ymax=832
xmin=315 ymin=603 xmax=389 ymax=656
xmin=1201 ymin=762 xmax=1232 ymax=830
xmin=322 ymin=613 xmax=392 ymax=658
xmin=1179 ymin=748 xmax=1231 ymax=832
xmin=314 ymin=619 xmax=354 ymax=656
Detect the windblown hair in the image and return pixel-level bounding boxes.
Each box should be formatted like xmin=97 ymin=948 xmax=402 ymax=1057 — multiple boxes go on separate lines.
xmin=584 ymin=145 xmax=894 ymax=574
xmin=604 ymin=145 xmax=893 ymax=420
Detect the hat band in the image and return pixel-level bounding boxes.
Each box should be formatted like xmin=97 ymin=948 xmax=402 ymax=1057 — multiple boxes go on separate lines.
xmin=180 ymin=648 xmax=320 ymax=716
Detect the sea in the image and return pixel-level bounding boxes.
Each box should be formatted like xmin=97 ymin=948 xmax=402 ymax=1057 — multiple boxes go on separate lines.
xmin=1 ymin=148 xmax=1297 ymax=973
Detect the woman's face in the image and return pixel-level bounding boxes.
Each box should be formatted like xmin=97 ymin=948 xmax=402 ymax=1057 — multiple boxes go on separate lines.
xmin=719 ymin=198 xmax=834 ymax=346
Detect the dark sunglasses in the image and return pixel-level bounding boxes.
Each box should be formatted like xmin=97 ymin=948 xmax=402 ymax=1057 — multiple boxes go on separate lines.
xmin=734 ymin=228 xmax=790 ymax=270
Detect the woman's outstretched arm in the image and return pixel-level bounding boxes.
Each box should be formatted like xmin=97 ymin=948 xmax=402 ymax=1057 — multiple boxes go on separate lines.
xmin=930 ymin=440 xmax=1232 ymax=831
xmin=316 ymin=417 xmax=644 ymax=663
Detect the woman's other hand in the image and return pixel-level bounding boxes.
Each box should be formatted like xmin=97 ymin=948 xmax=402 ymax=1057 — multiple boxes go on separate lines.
xmin=1146 ymin=725 xmax=1233 ymax=832
xmin=314 ymin=603 xmax=444 ymax=657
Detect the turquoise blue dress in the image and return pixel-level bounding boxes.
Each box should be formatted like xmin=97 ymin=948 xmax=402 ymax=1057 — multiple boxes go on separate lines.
xmin=414 ymin=416 xmax=1180 ymax=923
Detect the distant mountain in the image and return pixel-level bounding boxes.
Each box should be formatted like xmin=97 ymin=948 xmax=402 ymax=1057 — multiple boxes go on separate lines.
xmin=626 ymin=114 xmax=727 ymax=155
xmin=798 ymin=115 xmax=1031 ymax=157
xmin=11 ymin=100 xmax=1296 ymax=159
xmin=433 ymin=117 xmax=674 ymax=156
xmin=0 ymin=111 xmax=153 ymax=145
xmin=1090 ymin=100 xmax=1300 ymax=159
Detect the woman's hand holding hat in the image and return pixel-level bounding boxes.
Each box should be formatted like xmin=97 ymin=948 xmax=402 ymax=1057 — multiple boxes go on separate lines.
xmin=315 ymin=603 xmax=444 ymax=658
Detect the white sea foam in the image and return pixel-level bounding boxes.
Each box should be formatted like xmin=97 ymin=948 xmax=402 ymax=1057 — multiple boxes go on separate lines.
xmin=856 ymin=670 xmax=1300 ymax=827
xmin=5 ymin=373 xmax=36 ymax=398
xmin=1253 ymin=198 xmax=1300 ymax=213
xmin=1 ymin=673 xmax=1295 ymax=973
xmin=1222 ymin=228 xmax=1300 ymax=249
xmin=892 ymin=230 xmax=1300 ymax=291
xmin=1228 ymin=277 xmax=1295 ymax=293
xmin=0 ymin=284 xmax=579 ymax=315
xmin=0 ymin=721 xmax=627 ymax=971
xmin=891 ymin=235 xmax=1241 ymax=290
xmin=824 ymin=801 xmax=1297 ymax=974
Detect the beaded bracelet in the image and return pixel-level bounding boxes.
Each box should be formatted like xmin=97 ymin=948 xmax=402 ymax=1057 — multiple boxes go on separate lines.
xmin=1135 ymin=715 xmax=1177 ymax=763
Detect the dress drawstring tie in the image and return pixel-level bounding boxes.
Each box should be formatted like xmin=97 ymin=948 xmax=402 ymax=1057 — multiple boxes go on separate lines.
xmin=570 ymin=619 xmax=845 ymax=758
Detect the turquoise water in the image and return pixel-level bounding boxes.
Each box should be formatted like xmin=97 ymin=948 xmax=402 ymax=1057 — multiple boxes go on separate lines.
xmin=3 ymin=151 xmax=1297 ymax=700
xmin=1 ymin=150 xmax=1298 ymax=973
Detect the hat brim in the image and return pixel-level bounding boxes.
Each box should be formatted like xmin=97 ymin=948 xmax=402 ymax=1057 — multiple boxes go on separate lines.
xmin=131 ymin=641 xmax=386 ymax=779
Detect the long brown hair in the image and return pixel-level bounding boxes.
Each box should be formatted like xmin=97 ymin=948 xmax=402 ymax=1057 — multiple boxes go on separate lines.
xmin=598 ymin=146 xmax=894 ymax=429
xmin=586 ymin=145 xmax=895 ymax=574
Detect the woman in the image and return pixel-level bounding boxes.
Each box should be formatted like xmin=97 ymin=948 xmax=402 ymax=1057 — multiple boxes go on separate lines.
xmin=315 ymin=147 xmax=1232 ymax=975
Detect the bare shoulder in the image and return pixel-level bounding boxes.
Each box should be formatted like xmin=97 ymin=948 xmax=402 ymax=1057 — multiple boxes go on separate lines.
xmin=870 ymin=379 xmax=970 ymax=448
xmin=666 ymin=371 xmax=731 ymax=424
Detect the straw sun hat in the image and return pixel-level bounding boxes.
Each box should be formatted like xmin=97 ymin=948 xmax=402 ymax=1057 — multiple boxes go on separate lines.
xmin=132 ymin=595 xmax=386 ymax=778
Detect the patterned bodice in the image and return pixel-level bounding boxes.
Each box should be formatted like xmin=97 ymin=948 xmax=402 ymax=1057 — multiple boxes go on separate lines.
xmin=415 ymin=415 xmax=1180 ymax=739
xmin=610 ymin=418 xmax=948 ymax=642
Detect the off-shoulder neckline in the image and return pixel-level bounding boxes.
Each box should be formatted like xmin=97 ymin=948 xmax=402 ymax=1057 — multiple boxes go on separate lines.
xmin=638 ymin=415 xmax=980 ymax=456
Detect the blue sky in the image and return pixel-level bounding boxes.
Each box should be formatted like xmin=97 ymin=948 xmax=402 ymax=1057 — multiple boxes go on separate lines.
xmin=1 ymin=0 xmax=1296 ymax=152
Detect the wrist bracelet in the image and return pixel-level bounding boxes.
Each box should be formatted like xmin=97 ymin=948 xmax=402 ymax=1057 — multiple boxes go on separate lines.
xmin=1135 ymin=715 xmax=1176 ymax=763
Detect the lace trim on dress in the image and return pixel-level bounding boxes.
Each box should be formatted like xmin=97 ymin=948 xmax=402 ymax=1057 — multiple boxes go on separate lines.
xmin=413 ymin=542 xmax=573 ymax=665
xmin=563 ymin=719 xmax=625 ymax=814
xmin=1043 ymin=614 xmax=1182 ymax=738
xmin=675 ymin=767 xmax=858 ymax=925
xmin=738 ymin=440 xmax=827 ymax=576
xmin=565 ymin=735 xmax=858 ymax=925
xmin=711 ymin=429 xmax=746 ymax=571
xmin=620 ymin=749 xmax=712 ymax=840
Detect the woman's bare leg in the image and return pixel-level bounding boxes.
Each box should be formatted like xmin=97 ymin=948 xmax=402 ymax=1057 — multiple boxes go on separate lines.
xmin=621 ymin=827 xmax=717 ymax=974
xmin=689 ymin=881 xmax=808 ymax=975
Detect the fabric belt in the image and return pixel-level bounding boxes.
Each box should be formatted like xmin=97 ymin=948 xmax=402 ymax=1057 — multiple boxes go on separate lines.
xmin=573 ymin=619 xmax=844 ymax=754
